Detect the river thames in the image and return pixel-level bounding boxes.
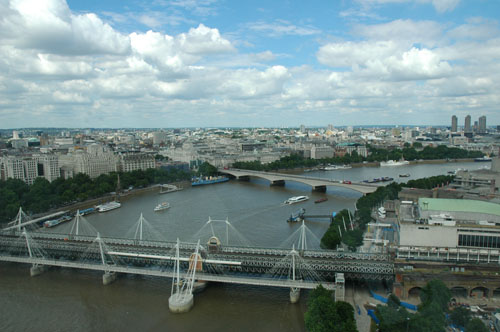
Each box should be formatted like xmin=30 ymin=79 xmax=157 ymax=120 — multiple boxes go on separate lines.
xmin=0 ymin=161 xmax=489 ymax=332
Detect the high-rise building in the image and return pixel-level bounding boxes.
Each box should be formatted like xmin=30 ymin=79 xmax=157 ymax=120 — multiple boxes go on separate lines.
xmin=479 ymin=115 xmax=487 ymax=134
xmin=300 ymin=124 xmax=306 ymax=133
xmin=464 ymin=115 xmax=472 ymax=133
xmin=451 ymin=115 xmax=457 ymax=132
xmin=0 ymin=156 xmax=38 ymax=185
xmin=327 ymin=124 xmax=334 ymax=131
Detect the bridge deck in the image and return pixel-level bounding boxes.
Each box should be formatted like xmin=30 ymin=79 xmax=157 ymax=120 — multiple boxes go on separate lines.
xmin=0 ymin=255 xmax=335 ymax=290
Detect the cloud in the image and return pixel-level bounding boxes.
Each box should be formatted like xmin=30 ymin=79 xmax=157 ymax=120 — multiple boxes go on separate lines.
xmin=353 ymin=0 xmax=460 ymax=13
xmin=2 ymin=0 xmax=130 ymax=55
xmin=246 ymin=19 xmax=321 ymax=37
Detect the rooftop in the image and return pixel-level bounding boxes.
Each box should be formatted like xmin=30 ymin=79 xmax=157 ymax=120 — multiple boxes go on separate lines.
xmin=418 ymin=198 xmax=500 ymax=217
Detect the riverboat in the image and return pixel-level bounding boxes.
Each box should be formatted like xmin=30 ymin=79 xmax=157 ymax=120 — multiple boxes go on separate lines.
xmin=287 ymin=208 xmax=306 ymax=222
xmin=474 ymin=156 xmax=492 ymax=162
xmin=97 ymin=201 xmax=121 ymax=212
xmin=380 ymin=159 xmax=409 ymax=167
xmin=314 ymin=198 xmax=328 ymax=204
xmin=159 ymin=184 xmax=182 ymax=194
xmin=43 ymin=215 xmax=72 ymax=228
xmin=284 ymin=196 xmax=309 ymax=205
xmin=154 ymin=202 xmax=170 ymax=212
xmin=399 ymin=173 xmax=410 ymax=177
xmin=192 ymin=176 xmax=229 ymax=186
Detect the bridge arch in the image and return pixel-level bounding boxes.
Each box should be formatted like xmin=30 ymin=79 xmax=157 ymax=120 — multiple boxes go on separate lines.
xmin=492 ymin=288 xmax=500 ymax=299
xmin=470 ymin=286 xmax=489 ymax=298
xmin=408 ymin=286 xmax=422 ymax=298
xmin=450 ymin=286 xmax=468 ymax=298
xmin=220 ymin=169 xmax=377 ymax=195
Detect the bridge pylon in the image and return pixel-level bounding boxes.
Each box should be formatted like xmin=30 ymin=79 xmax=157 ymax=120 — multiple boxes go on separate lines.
xmin=22 ymin=228 xmax=47 ymax=277
xmin=169 ymin=239 xmax=201 ymax=313
xmin=290 ymin=245 xmax=301 ymax=303
xmin=96 ymin=232 xmax=117 ymax=285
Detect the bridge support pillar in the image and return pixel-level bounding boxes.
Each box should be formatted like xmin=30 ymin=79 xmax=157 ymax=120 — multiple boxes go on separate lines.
xmin=30 ymin=264 xmax=47 ymax=277
xmin=290 ymin=288 xmax=300 ymax=303
xmin=169 ymin=294 xmax=194 ymax=313
xmin=237 ymin=176 xmax=250 ymax=181
xmin=313 ymin=185 xmax=327 ymax=192
xmin=271 ymin=180 xmax=285 ymax=186
xmin=102 ymin=271 xmax=117 ymax=285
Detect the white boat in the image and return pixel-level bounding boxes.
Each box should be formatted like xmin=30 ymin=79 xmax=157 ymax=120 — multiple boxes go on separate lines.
xmin=97 ymin=201 xmax=121 ymax=212
xmin=284 ymin=196 xmax=309 ymax=205
xmin=380 ymin=159 xmax=409 ymax=167
xmin=154 ymin=202 xmax=170 ymax=212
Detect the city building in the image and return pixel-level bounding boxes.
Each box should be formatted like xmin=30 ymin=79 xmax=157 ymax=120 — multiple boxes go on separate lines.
xmin=451 ymin=115 xmax=457 ymax=132
xmin=310 ymin=145 xmax=334 ymax=159
xmin=34 ymin=154 xmax=60 ymax=182
xmin=464 ymin=115 xmax=472 ymax=134
xmin=0 ymin=156 xmax=38 ymax=185
xmin=59 ymin=144 xmax=117 ymax=179
xmin=478 ymin=115 xmax=487 ymax=134
xmin=118 ymin=153 xmax=155 ymax=172
xmin=398 ymin=198 xmax=500 ymax=249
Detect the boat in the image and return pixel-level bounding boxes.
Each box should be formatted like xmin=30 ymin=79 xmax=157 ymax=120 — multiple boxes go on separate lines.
xmin=43 ymin=215 xmax=72 ymax=228
xmin=399 ymin=173 xmax=410 ymax=177
xmin=79 ymin=207 xmax=95 ymax=216
xmin=192 ymin=176 xmax=229 ymax=186
xmin=380 ymin=159 xmax=409 ymax=166
xmin=381 ymin=177 xmax=394 ymax=182
xmin=315 ymin=198 xmax=328 ymax=204
xmin=284 ymin=196 xmax=309 ymax=205
xmin=97 ymin=201 xmax=121 ymax=212
xmin=474 ymin=156 xmax=492 ymax=162
xmin=159 ymin=184 xmax=182 ymax=194
xmin=287 ymin=208 xmax=306 ymax=222
xmin=154 ymin=202 xmax=170 ymax=212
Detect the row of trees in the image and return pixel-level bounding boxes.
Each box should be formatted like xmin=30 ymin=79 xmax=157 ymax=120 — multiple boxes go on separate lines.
xmin=320 ymin=175 xmax=455 ymax=251
xmin=305 ymin=285 xmax=358 ymax=332
xmin=232 ymin=145 xmax=484 ymax=171
xmin=0 ymin=168 xmax=192 ymax=224
xmin=376 ymin=280 xmax=487 ymax=332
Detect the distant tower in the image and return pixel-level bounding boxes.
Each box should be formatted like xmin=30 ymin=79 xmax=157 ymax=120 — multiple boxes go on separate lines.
xmin=300 ymin=124 xmax=306 ymax=133
xmin=451 ymin=115 xmax=457 ymax=132
xmin=327 ymin=124 xmax=334 ymax=131
xmin=464 ymin=115 xmax=471 ymax=133
xmin=479 ymin=115 xmax=487 ymax=134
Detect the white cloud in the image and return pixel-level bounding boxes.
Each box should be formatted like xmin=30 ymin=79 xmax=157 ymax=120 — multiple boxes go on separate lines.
xmin=354 ymin=0 xmax=460 ymax=12
xmin=2 ymin=0 xmax=130 ymax=55
xmin=246 ymin=20 xmax=321 ymax=37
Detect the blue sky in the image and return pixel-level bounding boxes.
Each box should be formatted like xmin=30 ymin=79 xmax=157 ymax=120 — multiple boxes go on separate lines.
xmin=0 ymin=0 xmax=499 ymax=128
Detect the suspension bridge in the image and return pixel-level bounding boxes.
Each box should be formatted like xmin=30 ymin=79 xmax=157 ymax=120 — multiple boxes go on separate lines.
xmin=0 ymin=208 xmax=393 ymax=313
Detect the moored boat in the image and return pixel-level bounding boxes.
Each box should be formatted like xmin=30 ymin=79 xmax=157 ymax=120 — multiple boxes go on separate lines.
xmin=154 ymin=202 xmax=170 ymax=212
xmin=314 ymin=198 xmax=328 ymax=204
xmin=380 ymin=159 xmax=409 ymax=167
xmin=287 ymin=208 xmax=306 ymax=222
xmin=399 ymin=173 xmax=410 ymax=177
xmin=97 ymin=201 xmax=121 ymax=212
xmin=474 ymin=156 xmax=492 ymax=162
xmin=284 ymin=196 xmax=309 ymax=205
xmin=192 ymin=176 xmax=229 ymax=186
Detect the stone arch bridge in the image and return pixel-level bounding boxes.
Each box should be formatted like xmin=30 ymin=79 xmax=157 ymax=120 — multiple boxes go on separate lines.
xmin=219 ymin=168 xmax=379 ymax=195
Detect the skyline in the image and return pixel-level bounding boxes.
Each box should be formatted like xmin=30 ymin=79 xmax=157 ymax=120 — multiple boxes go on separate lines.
xmin=0 ymin=0 xmax=499 ymax=128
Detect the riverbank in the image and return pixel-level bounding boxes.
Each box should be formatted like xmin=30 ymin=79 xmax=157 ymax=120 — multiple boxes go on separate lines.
xmin=269 ymin=158 xmax=476 ymax=175
xmin=29 ymin=180 xmax=191 ymax=219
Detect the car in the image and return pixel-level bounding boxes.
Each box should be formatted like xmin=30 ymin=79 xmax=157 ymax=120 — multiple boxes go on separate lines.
xmin=343 ymin=180 xmax=352 ymax=184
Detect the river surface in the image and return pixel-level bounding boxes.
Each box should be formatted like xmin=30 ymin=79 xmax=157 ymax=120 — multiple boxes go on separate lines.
xmin=0 ymin=161 xmax=489 ymax=332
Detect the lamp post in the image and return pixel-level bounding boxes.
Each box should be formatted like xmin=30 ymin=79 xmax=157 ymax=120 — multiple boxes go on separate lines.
xmin=406 ymin=317 xmax=410 ymax=332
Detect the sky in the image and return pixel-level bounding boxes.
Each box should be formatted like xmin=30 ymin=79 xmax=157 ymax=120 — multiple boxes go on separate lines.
xmin=0 ymin=0 xmax=499 ymax=128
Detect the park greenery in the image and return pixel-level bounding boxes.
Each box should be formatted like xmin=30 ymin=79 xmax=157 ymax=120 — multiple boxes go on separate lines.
xmin=232 ymin=144 xmax=484 ymax=171
xmin=320 ymin=175 xmax=455 ymax=250
xmin=375 ymin=280 xmax=487 ymax=332
xmin=304 ymin=285 xmax=358 ymax=332
xmin=0 ymin=168 xmax=191 ymax=224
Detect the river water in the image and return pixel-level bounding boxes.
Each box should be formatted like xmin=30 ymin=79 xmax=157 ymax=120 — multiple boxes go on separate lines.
xmin=0 ymin=161 xmax=489 ymax=332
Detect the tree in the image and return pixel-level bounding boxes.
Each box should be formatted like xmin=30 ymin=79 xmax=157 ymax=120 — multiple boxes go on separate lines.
xmin=450 ymin=306 xmax=471 ymax=328
xmin=465 ymin=318 xmax=488 ymax=332
xmin=420 ymin=279 xmax=451 ymax=312
xmin=198 ymin=162 xmax=218 ymax=176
